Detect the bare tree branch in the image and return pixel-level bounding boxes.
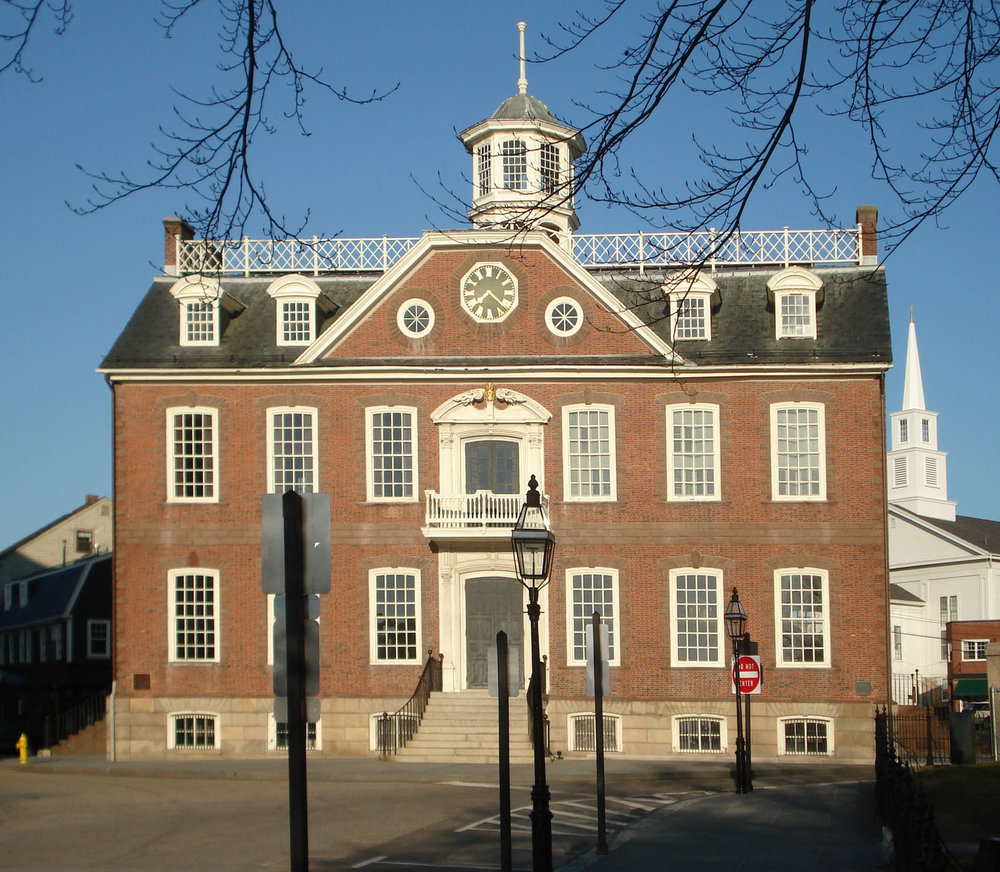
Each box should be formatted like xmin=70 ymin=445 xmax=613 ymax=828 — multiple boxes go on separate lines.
xmin=1 ymin=0 xmax=71 ymax=78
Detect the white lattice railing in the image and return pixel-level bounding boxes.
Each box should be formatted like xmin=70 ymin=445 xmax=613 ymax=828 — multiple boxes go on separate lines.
xmin=424 ymin=490 xmax=548 ymax=530
xmin=176 ymin=227 xmax=862 ymax=276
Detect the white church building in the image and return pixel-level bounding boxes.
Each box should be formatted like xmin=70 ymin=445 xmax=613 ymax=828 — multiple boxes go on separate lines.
xmin=888 ymin=314 xmax=1000 ymax=706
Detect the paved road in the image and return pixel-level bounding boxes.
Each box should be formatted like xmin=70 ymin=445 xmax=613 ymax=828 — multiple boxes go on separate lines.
xmin=0 ymin=756 xmax=884 ymax=871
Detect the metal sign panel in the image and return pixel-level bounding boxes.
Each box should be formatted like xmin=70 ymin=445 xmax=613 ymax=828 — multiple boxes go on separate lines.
xmin=261 ymin=493 xmax=331 ymax=594
xmin=585 ymin=622 xmax=611 ymax=697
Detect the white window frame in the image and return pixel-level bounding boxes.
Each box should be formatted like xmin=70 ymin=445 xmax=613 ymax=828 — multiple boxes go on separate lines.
xmin=893 ymin=625 xmax=903 ymax=661
xmin=670 ymin=569 xmax=725 ymax=667
xmin=778 ymin=716 xmax=834 ymax=756
xmin=774 ymin=569 xmax=831 ymax=668
xmin=267 ymin=406 xmax=318 ymax=494
xmin=168 ymin=712 xmax=219 ymax=750
xmin=539 ymin=142 xmax=561 ymax=193
xmin=268 ymin=713 xmax=321 ymax=751
xmin=266 ymin=275 xmax=323 ymax=347
xmin=501 ymin=139 xmax=528 ymax=190
xmin=666 ymin=403 xmax=721 ymax=501
xmin=171 ymin=276 xmax=222 ymax=347
xmin=770 ymin=402 xmax=826 ymax=501
xmin=369 ymin=569 xmax=421 ymax=664
xmin=673 ymin=714 xmax=727 ymax=753
xmin=562 ymin=404 xmax=617 ymax=502
xmin=961 ymin=639 xmax=988 ymax=661
xmin=565 ymin=569 xmax=620 ymax=666
xmin=166 ymin=407 xmax=219 ymax=503
xmin=767 ymin=267 xmax=822 ymax=340
xmin=477 ymin=143 xmax=492 ymax=196
xmin=366 ymin=407 xmax=418 ymax=502
xmin=168 ymin=568 xmax=220 ymax=663
xmin=940 ymin=595 xmax=958 ymax=625
xmin=670 ymin=292 xmax=712 ymax=341
xmin=396 ymin=299 xmax=435 ymax=338
xmin=567 ymin=712 xmax=622 ymax=753
xmin=899 ymin=419 xmax=908 ymax=443
xmin=87 ymin=619 xmax=111 ymax=659
xmin=545 ymin=297 xmax=583 ymax=338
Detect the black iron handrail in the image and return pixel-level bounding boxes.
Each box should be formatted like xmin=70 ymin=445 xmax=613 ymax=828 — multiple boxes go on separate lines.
xmin=377 ymin=651 xmax=443 ymax=759
xmin=42 ymin=686 xmax=110 ymax=749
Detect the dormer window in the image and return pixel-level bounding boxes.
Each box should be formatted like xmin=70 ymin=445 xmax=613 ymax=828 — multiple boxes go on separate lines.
xmin=767 ymin=267 xmax=823 ymax=340
xmin=266 ymin=274 xmax=329 ymax=347
xmin=501 ymin=139 xmax=528 ymax=190
xmin=665 ymin=272 xmax=717 ymax=341
xmin=170 ymin=276 xmax=224 ymax=347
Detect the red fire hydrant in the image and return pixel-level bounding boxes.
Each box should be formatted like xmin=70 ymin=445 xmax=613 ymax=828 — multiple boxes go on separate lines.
xmin=16 ymin=732 xmax=29 ymax=764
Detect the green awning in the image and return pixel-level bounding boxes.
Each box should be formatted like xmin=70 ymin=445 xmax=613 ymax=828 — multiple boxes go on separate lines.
xmin=953 ymin=678 xmax=988 ymax=698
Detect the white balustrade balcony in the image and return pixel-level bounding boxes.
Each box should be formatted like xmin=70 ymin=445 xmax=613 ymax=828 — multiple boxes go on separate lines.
xmin=423 ymin=490 xmax=549 ymax=538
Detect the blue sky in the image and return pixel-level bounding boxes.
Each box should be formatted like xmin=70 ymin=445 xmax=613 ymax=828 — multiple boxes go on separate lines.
xmin=1 ymin=1 xmax=997 ymax=546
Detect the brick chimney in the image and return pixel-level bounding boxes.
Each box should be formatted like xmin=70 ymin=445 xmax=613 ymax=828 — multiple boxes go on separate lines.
xmin=856 ymin=205 xmax=878 ymax=266
xmin=86 ymin=494 xmax=99 ymax=506
xmin=163 ymin=216 xmax=196 ymax=277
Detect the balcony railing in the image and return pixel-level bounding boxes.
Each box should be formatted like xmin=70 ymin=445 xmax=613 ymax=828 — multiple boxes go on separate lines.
xmin=424 ymin=490 xmax=547 ymax=531
xmin=175 ymin=226 xmax=862 ymax=276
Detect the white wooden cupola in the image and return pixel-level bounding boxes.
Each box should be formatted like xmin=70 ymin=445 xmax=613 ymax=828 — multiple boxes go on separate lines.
xmin=459 ymin=22 xmax=586 ymax=246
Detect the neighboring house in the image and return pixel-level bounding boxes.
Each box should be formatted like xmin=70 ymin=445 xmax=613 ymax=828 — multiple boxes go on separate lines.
xmin=946 ymin=620 xmax=1000 ymax=703
xmin=100 ymin=41 xmax=893 ymax=761
xmin=0 ymin=495 xmax=112 ymax=586
xmin=888 ymin=317 xmax=1000 ymax=707
xmin=0 ymin=553 xmax=112 ymax=743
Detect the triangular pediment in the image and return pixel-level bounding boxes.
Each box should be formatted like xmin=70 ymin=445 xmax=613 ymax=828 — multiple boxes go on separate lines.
xmin=889 ymin=506 xmax=984 ymax=566
xmin=297 ymin=231 xmax=679 ymax=365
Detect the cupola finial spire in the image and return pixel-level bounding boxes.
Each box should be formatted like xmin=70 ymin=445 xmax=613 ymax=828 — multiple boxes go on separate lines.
xmin=517 ymin=21 xmax=528 ymax=95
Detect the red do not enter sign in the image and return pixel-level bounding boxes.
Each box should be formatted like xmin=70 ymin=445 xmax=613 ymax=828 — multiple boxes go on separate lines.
xmin=732 ymin=654 xmax=762 ymax=694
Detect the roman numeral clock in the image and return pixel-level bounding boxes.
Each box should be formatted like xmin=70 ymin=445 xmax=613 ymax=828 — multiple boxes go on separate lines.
xmin=461 ymin=263 xmax=518 ymax=322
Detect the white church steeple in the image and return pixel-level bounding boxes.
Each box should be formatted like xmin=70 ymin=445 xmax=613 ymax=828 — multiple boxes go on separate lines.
xmin=887 ymin=312 xmax=956 ymax=520
xmin=459 ymin=22 xmax=586 ymax=245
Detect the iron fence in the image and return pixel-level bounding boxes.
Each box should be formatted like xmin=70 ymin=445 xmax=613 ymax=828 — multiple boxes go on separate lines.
xmin=377 ymin=651 xmax=443 ymax=759
xmin=42 ymin=687 xmax=110 ymax=749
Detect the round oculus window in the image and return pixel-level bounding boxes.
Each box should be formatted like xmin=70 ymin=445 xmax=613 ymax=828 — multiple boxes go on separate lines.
xmin=545 ymin=297 xmax=583 ymax=337
xmin=397 ymin=299 xmax=434 ymax=337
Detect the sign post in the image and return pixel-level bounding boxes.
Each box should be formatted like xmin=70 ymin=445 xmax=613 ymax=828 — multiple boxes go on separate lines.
xmin=589 ymin=613 xmax=609 ymax=855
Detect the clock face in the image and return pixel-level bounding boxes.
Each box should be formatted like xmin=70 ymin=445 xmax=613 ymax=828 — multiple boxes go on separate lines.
xmin=460 ymin=263 xmax=517 ymax=322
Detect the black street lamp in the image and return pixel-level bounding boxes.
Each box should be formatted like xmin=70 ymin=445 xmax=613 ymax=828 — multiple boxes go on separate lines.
xmin=725 ymin=587 xmax=749 ymax=795
xmin=511 ymin=475 xmax=556 ymax=872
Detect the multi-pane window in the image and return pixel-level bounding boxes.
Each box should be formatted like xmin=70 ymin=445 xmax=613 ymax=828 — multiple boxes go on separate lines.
xmin=671 ymin=571 xmax=722 ymax=665
xmin=940 ymin=631 xmax=949 ymax=661
xmin=184 ymin=300 xmax=216 ymax=344
xmin=540 ymin=142 xmax=560 ymax=193
xmin=478 ymin=144 xmax=492 ymax=196
xmin=777 ymin=571 xmax=828 ymax=666
xmin=88 ymin=620 xmax=111 ymax=658
xmin=172 ymin=714 xmax=217 ymax=749
xmin=501 ymin=139 xmax=527 ymax=190
xmin=676 ymin=716 xmax=723 ymax=752
xmin=962 ymin=640 xmax=988 ymax=661
xmin=280 ymin=300 xmax=313 ymax=344
xmin=939 ymin=595 xmax=958 ymax=626
xmin=76 ymin=530 xmax=94 ymax=554
xmin=893 ymin=625 xmax=903 ymax=660
xmin=564 ymin=407 xmax=615 ymax=500
xmin=899 ymin=420 xmax=908 ymax=443
xmin=782 ymin=718 xmax=830 ymax=755
xmin=171 ymin=570 xmax=218 ymax=662
xmin=778 ymin=293 xmax=813 ymax=336
xmin=371 ymin=571 xmax=419 ymax=663
xmin=667 ymin=405 xmax=719 ymax=500
xmin=772 ymin=404 xmax=825 ymax=500
xmin=567 ymin=571 xmax=618 ymax=664
xmin=921 ymin=418 xmax=930 ymax=442
xmin=168 ymin=408 xmax=217 ymax=502
xmin=672 ymin=294 xmax=710 ymax=340
xmin=268 ymin=408 xmax=316 ymax=494
xmin=368 ymin=408 xmax=416 ymax=500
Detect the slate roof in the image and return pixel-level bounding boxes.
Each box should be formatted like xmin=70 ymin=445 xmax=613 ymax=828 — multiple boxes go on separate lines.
xmin=0 ymin=554 xmax=110 ymax=631
xmin=915 ymin=514 xmax=1000 ymax=556
xmin=100 ymin=263 xmax=892 ymax=371
xmin=492 ymin=93 xmax=558 ymax=123
xmin=889 ymin=583 xmax=925 ymax=604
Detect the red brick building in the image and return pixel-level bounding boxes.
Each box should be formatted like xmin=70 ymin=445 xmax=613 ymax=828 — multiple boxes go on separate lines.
xmin=100 ymin=64 xmax=892 ymax=761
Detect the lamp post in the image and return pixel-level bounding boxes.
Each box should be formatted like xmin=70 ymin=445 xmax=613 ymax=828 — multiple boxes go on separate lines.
xmin=725 ymin=587 xmax=749 ymax=795
xmin=511 ymin=475 xmax=556 ymax=872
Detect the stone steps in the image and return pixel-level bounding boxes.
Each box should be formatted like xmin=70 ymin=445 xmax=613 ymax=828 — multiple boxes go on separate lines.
xmin=392 ymin=691 xmax=536 ymax=764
